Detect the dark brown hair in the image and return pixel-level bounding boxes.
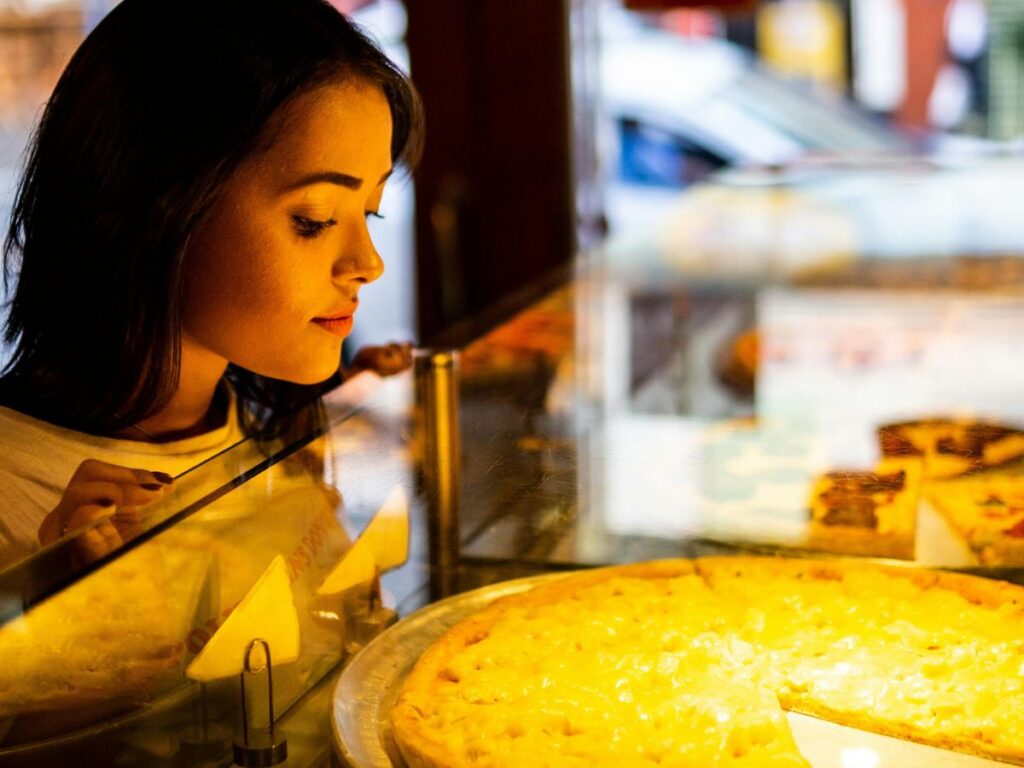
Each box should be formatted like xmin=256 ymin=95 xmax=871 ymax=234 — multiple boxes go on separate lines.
xmin=1 ymin=0 xmax=422 ymax=439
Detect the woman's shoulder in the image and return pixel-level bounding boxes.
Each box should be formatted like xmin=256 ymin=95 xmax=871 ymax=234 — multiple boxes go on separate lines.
xmin=0 ymin=405 xmax=82 ymax=478
xmin=0 ymin=396 xmax=244 ymax=470
xmin=0 ymin=406 xmax=100 ymax=523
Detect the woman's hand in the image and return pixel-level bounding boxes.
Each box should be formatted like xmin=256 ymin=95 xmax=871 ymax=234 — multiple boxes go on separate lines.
xmin=38 ymin=459 xmax=174 ymax=562
xmin=348 ymin=341 xmax=414 ymax=378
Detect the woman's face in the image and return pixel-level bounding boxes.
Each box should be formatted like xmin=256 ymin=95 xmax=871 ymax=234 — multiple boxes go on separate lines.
xmin=183 ymin=82 xmax=393 ymax=384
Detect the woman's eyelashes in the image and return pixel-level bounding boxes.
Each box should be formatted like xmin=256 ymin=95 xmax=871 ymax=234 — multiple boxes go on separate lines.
xmin=291 ymin=211 xmax=384 ymax=238
xmin=291 ymin=214 xmax=337 ymax=239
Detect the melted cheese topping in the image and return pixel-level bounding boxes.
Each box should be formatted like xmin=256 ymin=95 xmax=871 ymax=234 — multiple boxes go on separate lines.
xmin=399 ymin=564 xmax=1024 ymax=768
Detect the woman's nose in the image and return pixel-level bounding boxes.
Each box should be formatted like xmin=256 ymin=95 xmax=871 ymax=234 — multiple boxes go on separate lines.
xmin=333 ymin=228 xmax=384 ymax=284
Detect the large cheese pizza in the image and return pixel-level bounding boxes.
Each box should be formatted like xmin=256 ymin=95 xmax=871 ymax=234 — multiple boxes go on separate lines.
xmin=392 ymin=558 xmax=1024 ymax=767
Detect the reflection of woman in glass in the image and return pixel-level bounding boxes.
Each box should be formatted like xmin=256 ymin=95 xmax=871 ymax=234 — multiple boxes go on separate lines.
xmin=0 ymin=0 xmax=421 ymax=567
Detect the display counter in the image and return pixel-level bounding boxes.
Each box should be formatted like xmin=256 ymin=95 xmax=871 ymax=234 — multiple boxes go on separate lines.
xmin=4 ymin=240 xmax=1024 ymax=766
xmin=0 ymin=371 xmax=424 ymax=767
xmin=454 ymin=257 xmax=1024 ymax=579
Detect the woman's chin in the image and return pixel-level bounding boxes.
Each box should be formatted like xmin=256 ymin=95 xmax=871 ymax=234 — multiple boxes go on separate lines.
xmin=291 ymin=364 xmax=342 ymax=385
xmin=252 ymin=357 xmax=341 ymax=386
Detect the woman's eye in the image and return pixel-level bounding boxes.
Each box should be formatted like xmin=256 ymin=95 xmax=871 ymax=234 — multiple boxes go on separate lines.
xmin=291 ymin=215 xmax=336 ymax=239
xmin=365 ymin=211 xmax=385 ymax=220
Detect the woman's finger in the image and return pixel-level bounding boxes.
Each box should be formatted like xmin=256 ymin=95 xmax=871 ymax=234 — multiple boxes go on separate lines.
xmin=71 ymin=523 xmax=121 ymax=566
xmin=62 ymin=480 xmax=169 ymax=510
xmin=63 ymin=502 xmax=117 ymax=539
xmin=70 ymin=458 xmax=174 ymax=488
xmin=113 ymin=507 xmax=146 ymax=542
xmin=38 ymin=508 xmax=63 ymax=546
xmin=39 ymin=477 xmax=169 ymax=546
xmin=92 ymin=519 xmax=123 ymax=557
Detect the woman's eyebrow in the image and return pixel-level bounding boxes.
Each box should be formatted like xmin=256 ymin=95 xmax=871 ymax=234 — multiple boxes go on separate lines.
xmin=283 ymin=169 xmax=393 ymax=192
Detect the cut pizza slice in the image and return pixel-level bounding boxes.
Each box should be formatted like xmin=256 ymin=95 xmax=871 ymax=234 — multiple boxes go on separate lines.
xmin=805 ymin=458 xmax=921 ymax=559
xmin=926 ymin=470 xmax=1024 ymax=564
xmin=878 ymin=418 xmax=1024 ymax=480
xmin=698 ymin=557 xmax=1024 ymax=765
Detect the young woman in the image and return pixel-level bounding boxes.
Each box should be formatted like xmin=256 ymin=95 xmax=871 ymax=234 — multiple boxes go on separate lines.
xmin=0 ymin=0 xmax=421 ymax=568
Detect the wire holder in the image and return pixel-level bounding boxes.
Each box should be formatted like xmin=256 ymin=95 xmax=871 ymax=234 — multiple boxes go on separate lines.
xmin=233 ymin=638 xmax=288 ymax=767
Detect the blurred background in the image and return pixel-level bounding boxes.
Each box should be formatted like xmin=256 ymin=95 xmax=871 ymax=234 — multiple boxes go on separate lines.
xmin=2 ymin=0 xmax=1024 ymax=354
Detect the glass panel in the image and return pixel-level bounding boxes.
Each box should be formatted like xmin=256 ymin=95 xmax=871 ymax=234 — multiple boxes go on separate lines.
xmin=0 ymin=370 xmax=425 ymax=764
xmin=455 ymin=260 xmax=1024 ymax=578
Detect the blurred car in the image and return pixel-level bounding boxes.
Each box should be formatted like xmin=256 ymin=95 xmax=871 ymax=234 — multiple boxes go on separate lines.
xmin=597 ymin=4 xmax=918 ymax=233
xmin=599 ymin=7 xmax=913 ymax=175
xmin=598 ymin=5 xmax=1024 ymax=282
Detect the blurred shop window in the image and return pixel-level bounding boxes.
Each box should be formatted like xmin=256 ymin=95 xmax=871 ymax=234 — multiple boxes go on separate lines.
xmin=597 ymin=0 xmax=910 ymax=235
xmin=853 ymin=0 xmax=989 ymax=135
xmin=988 ymin=0 xmax=1024 ymax=140
xmin=756 ymin=0 xmax=846 ymax=93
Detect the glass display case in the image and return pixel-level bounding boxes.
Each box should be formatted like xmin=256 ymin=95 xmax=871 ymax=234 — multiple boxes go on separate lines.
xmin=0 ymin=372 xmax=425 ymax=767
xmin=452 ymin=249 xmax=1024 ymax=583
xmin=5 ymin=161 xmax=1024 ymax=765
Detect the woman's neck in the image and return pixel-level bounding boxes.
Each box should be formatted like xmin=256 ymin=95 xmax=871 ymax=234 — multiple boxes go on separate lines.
xmin=115 ymin=338 xmax=229 ymax=442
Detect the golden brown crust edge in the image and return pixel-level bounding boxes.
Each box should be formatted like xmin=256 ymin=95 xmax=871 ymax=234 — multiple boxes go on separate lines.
xmin=804 ymin=528 xmax=914 ymax=559
xmin=697 ymin=555 xmax=1024 ymax=612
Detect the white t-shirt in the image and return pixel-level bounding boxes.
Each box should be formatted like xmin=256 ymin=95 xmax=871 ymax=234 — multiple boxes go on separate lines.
xmin=0 ymin=401 xmax=245 ymax=569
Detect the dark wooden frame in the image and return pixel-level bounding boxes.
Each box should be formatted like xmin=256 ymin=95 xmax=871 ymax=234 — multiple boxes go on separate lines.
xmin=405 ymin=1 xmax=576 ymax=344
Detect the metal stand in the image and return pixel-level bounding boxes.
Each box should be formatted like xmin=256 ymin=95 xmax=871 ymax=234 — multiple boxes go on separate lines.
xmin=343 ymin=568 xmax=398 ymax=656
xmin=180 ymin=682 xmax=231 ymax=764
xmin=233 ymin=639 xmax=288 ymax=767
xmin=415 ymin=349 xmax=462 ymax=600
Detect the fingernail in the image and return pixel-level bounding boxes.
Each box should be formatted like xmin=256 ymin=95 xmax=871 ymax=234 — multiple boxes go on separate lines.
xmin=153 ymin=472 xmax=173 ymax=484
xmin=142 ymin=483 xmax=163 ymax=491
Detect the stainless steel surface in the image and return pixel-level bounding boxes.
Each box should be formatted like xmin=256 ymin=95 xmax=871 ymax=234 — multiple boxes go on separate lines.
xmin=331 ymin=573 xmax=561 ymax=768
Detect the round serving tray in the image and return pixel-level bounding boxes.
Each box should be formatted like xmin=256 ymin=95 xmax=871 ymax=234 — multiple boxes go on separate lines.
xmin=330 ymin=573 xmax=564 ymax=768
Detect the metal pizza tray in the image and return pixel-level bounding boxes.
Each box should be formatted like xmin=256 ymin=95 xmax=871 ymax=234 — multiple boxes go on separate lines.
xmin=330 ymin=573 xmax=1012 ymax=768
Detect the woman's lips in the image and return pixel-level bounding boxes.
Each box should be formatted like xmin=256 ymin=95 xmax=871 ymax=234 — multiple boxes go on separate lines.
xmin=312 ymin=315 xmax=354 ymax=337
